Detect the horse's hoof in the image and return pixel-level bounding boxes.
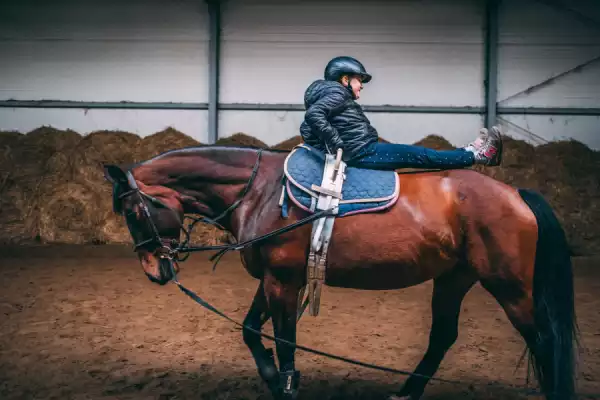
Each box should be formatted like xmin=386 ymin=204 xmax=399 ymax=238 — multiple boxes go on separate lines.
xmin=279 ymin=369 xmax=300 ymax=400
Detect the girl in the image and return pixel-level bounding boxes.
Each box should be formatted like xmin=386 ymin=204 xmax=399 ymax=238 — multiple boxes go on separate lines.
xmin=299 ymin=56 xmax=502 ymax=170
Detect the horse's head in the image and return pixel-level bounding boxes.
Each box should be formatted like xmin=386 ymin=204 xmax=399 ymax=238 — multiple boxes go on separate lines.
xmin=103 ymin=164 xmax=184 ymax=285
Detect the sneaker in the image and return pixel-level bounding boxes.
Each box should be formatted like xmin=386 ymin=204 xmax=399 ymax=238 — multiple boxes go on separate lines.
xmin=463 ymin=128 xmax=488 ymax=153
xmin=472 ymin=126 xmax=503 ymax=166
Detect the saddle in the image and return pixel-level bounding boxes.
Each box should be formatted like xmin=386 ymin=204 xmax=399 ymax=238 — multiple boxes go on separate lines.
xmin=280 ymin=144 xmax=400 ymax=317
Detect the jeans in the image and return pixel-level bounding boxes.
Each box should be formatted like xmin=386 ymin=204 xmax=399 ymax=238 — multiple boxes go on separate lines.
xmin=347 ymin=142 xmax=475 ymax=170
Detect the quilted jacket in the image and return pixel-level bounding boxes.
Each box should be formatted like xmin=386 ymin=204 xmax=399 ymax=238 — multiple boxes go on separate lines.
xmin=299 ymin=79 xmax=379 ymax=161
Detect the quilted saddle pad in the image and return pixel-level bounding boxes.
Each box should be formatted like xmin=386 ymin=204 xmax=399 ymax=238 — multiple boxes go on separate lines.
xmin=282 ymin=145 xmax=399 ymax=217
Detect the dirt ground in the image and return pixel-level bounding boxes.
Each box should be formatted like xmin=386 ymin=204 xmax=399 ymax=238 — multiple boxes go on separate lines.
xmin=0 ymin=245 xmax=598 ymax=400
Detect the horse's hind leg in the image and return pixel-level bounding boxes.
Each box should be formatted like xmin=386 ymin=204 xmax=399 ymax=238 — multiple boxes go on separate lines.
xmin=243 ymin=280 xmax=279 ymax=396
xmin=390 ymin=265 xmax=477 ymax=400
xmin=478 ymin=278 xmax=554 ymax=399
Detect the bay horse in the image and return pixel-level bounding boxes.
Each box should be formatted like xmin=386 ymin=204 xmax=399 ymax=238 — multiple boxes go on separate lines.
xmin=103 ymin=144 xmax=579 ymax=400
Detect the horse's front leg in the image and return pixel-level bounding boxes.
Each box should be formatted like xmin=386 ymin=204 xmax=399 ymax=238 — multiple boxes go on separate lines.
xmin=243 ymin=280 xmax=280 ymax=396
xmin=264 ymin=269 xmax=302 ymax=400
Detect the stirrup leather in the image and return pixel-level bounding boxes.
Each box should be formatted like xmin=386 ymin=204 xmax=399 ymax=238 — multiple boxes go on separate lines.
xmin=299 ymin=148 xmax=346 ymax=318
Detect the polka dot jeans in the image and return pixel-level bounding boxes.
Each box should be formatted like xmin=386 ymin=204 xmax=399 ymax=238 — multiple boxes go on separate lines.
xmin=347 ymin=142 xmax=475 ymax=170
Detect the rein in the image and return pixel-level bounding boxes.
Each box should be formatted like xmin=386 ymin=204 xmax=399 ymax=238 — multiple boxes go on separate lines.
xmin=118 ymin=148 xmax=336 ymax=270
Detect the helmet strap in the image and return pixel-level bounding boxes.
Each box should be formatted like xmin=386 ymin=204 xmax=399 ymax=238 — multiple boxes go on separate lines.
xmin=343 ymin=75 xmax=357 ymax=99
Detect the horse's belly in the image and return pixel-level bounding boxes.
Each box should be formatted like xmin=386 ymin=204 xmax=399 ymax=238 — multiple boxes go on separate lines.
xmin=323 ymin=226 xmax=458 ymax=290
xmin=324 ymin=260 xmax=439 ymax=290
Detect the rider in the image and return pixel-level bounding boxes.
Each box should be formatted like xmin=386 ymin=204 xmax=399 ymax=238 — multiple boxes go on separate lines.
xmin=299 ymin=56 xmax=503 ymax=170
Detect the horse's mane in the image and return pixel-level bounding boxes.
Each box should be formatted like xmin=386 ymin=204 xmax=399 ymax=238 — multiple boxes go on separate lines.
xmin=123 ymin=143 xmax=290 ymax=171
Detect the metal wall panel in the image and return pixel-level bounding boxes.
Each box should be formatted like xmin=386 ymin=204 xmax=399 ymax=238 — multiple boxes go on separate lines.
xmin=220 ymin=0 xmax=485 ymax=107
xmin=0 ymin=0 xmax=210 ymax=103
xmin=496 ymin=0 xmax=600 ymax=150
xmin=497 ymin=0 xmax=600 ymax=107
xmin=499 ymin=114 xmax=600 ymax=150
xmin=0 ymin=108 xmax=210 ymax=143
xmin=219 ymin=110 xmax=485 ymax=148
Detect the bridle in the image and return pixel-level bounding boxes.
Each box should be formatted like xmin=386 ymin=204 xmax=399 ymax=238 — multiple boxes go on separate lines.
xmin=115 ymin=149 xmax=264 ymax=264
xmin=113 ymin=147 xmax=336 ymax=273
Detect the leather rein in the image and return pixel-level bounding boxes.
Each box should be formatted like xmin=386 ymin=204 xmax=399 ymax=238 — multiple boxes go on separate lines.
xmin=116 ymin=148 xmax=335 ymax=269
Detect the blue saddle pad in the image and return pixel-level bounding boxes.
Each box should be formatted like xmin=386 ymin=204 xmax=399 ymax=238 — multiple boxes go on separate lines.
xmin=282 ymin=145 xmax=399 ymax=217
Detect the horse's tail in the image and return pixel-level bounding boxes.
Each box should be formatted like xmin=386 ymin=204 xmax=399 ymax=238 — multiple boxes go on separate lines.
xmin=517 ymin=188 xmax=580 ymax=399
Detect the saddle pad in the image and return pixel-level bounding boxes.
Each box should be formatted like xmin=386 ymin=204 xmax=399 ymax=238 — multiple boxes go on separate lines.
xmin=283 ymin=145 xmax=399 ymax=217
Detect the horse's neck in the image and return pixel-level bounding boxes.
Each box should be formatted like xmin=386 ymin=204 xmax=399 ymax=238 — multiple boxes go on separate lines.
xmin=135 ymin=147 xmax=285 ymax=234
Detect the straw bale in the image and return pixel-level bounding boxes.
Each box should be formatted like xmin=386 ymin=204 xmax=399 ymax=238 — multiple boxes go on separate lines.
xmin=65 ymin=130 xmax=143 ymax=243
xmin=70 ymin=130 xmax=141 ymax=186
xmin=137 ymin=127 xmax=202 ymax=160
xmin=37 ymin=182 xmax=106 ymax=244
xmin=2 ymin=124 xmax=598 ymax=255
xmin=0 ymin=131 xmax=23 ymax=191
xmin=413 ymin=134 xmax=456 ymax=150
xmin=0 ymin=127 xmax=84 ymax=243
xmin=533 ymin=140 xmax=600 ymax=254
xmin=0 ymin=130 xmax=23 ymax=147
xmin=474 ymin=136 xmax=539 ymax=190
xmin=216 ymin=133 xmax=268 ymax=148
xmin=271 ymin=135 xmax=305 ymax=151
xmin=474 ymin=137 xmax=600 ymax=255
xmin=186 ymin=223 xmax=228 ymax=246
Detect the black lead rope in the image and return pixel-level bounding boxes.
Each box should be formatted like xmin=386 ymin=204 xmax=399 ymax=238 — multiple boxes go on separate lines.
xmin=168 ymin=268 xmax=600 ymax=399
xmin=172 ymin=208 xmax=336 ymax=271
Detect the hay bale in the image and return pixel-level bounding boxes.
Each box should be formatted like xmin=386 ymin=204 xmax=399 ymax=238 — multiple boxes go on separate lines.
xmin=534 ymin=140 xmax=600 ymax=254
xmin=70 ymin=130 xmax=141 ymax=185
xmin=474 ymin=136 xmax=539 ymax=189
xmin=475 ymin=137 xmax=600 ymax=255
xmin=137 ymin=127 xmax=202 ymax=160
xmin=0 ymin=126 xmax=84 ymax=244
xmin=271 ymin=135 xmax=305 ymax=151
xmin=3 ymin=124 xmax=598 ymax=254
xmin=66 ymin=130 xmax=143 ymax=243
xmin=37 ymin=182 xmax=106 ymax=244
xmin=0 ymin=130 xmax=23 ymax=147
xmin=186 ymin=223 xmax=228 ymax=246
xmin=216 ymin=133 xmax=268 ymax=148
xmin=0 ymin=131 xmax=23 ymax=192
xmin=413 ymin=135 xmax=455 ymax=150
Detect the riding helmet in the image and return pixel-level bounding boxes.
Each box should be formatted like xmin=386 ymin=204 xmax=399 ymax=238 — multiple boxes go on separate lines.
xmin=324 ymin=56 xmax=372 ymax=83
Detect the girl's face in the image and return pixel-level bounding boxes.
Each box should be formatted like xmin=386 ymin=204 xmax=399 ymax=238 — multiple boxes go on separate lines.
xmin=342 ymin=75 xmax=364 ymax=99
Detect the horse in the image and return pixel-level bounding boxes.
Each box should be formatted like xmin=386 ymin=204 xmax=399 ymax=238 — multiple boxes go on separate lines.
xmin=103 ymin=143 xmax=579 ymax=400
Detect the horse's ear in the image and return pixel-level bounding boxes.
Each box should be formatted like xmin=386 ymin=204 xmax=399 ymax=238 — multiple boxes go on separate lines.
xmin=103 ymin=164 xmax=128 ymax=185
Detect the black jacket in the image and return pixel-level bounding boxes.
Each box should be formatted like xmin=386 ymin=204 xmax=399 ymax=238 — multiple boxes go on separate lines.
xmin=300 ymin=79 xmax=379 ymax=161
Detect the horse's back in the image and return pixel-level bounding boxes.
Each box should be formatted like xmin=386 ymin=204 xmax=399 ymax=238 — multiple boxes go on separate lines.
xmin=322 ymin=168 xmax=538 ymax=288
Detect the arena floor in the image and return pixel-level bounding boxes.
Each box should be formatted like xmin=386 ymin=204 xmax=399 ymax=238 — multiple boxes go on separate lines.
xmin=0 ymin=245 xmax=598 ymax=400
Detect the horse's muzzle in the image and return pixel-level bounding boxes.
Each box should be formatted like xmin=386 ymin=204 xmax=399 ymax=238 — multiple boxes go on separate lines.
xmin=145 ymin=256 xmax=176 ymax=285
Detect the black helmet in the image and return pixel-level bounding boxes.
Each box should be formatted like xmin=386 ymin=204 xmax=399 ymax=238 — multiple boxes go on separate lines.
xmin=324 ymin=56 xmax=372 ymax=83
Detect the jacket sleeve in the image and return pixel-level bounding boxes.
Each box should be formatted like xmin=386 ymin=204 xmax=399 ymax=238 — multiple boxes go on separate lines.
xmin=304 ymin=87 xmax=349 ymax=153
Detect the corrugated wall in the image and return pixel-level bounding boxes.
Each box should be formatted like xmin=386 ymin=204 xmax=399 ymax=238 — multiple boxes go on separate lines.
xmin=0 ymin=0 xmax=599 ymax=148
xmin=0 ymin=0 xmax=211 ymax=141
xmin=219 ymin=0 xmax=486 ymax=147
xmin=497 ymin=0 xmax=600 ymax=147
